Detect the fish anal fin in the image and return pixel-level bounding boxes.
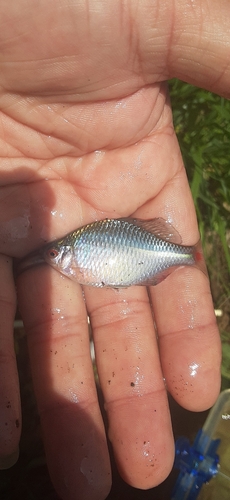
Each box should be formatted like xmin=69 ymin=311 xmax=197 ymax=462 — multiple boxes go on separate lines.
xmin=139 ymin=266 xmax=180 ymax=287
xmin=122 ymin=217 xmax=182 ymax=244
xmin=141 ymin=240 xmax=208 ymax=287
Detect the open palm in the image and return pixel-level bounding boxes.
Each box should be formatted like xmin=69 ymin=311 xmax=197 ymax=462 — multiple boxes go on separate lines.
xmin=0 ymin=2 xmax=227 ymax=499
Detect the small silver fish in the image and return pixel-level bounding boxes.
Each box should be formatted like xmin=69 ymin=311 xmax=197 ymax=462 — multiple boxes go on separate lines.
xmin=16 ymin=218 xmax=207 ymax=287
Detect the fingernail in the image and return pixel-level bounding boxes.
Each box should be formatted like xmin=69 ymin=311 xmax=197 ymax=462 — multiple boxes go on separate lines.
xmin=0 ymin=448 xmax=19 ymax=469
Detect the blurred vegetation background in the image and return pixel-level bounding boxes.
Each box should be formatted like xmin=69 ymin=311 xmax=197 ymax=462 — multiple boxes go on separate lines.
xmin=1 ymin=80 xmax=230 ymax=499
xmin=169 ymin=79 xmax=230 ymax=391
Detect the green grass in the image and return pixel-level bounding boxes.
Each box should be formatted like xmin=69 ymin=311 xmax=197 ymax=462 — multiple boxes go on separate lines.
xmin=169 ymin=79 xmax=230 ymax=387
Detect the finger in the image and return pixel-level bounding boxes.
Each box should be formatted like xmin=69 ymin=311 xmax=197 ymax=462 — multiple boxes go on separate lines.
xmin=148 ymin=167 xmax=221 ymax=411
xmin=84 ymin=286 xmax=174 ymax=489
xmin=17 ymin=267 xmax=111 ymax=500
xmin=0 ymin=255 xmax=20 ymax=469
xmin=169 ymin=0 xmax=230 ymax=97
xmin=151 ymin=269 xmax=221 ymax=411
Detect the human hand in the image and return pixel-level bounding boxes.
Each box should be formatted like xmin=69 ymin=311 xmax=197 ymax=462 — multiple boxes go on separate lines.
xmin=0 ymin=1 xmax=229 ymax=499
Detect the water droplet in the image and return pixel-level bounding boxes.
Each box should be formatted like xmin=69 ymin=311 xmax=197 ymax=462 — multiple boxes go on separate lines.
xmin=189 ymin=362 xmax=199 ymax=377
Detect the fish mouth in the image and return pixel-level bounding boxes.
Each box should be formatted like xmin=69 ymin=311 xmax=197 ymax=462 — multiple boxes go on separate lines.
xmin=14 ymin=250 xmax=47 ymax=278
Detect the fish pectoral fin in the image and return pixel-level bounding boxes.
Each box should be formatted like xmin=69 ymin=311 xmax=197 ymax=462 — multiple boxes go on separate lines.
xmin=121 ymin=217 xmax=182 ymax=244
xmin=64 ymin=264 xmax=100 ymax=285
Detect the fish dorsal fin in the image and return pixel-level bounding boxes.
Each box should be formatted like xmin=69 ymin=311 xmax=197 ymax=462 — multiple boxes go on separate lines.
xmin=122 ymin=217 xmax=182 ymax=244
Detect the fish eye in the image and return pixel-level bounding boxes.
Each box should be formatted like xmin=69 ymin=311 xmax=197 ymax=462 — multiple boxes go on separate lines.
xmin=47 ymin=248 xmax=59 ymax=259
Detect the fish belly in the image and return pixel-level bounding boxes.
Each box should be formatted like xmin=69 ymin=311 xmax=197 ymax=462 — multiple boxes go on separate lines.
xmin=74 ymin=246 xmax=150 ymax=286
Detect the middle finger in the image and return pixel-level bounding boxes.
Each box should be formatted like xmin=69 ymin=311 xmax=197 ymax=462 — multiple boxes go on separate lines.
xmin=84 ymin=285 xmax=174 ymax=489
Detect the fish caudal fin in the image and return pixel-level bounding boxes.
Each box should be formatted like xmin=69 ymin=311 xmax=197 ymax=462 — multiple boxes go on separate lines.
xmin=193 ymin=240 xmax=208 ymax=278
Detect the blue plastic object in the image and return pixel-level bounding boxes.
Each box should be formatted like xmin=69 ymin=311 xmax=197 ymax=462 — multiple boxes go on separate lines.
xmin=171 ymin=431 xmax=220 ymax=499
xmin=171 ymin=389 xmax=230 ymax=500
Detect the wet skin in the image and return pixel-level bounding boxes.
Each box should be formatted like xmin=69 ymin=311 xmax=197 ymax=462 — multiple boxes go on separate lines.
xmin=0 ymin=1 xmax=229 ymax=499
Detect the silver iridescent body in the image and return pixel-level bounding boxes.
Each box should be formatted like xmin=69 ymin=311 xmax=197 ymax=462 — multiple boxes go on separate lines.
xmin=17 ymin=218 xmax=205 ymax=287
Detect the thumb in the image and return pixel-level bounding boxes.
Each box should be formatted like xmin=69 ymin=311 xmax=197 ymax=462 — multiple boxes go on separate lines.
xmin=142 ymin=0 xmax=230 ymax=98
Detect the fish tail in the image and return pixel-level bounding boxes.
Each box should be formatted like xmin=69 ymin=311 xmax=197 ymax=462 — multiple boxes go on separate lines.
xmin=193 ymin=240 xmax=208 ymax=277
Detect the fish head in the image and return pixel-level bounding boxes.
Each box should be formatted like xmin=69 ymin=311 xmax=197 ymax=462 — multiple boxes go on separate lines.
xmin=43 ymin=244 xmax=74 ymax=274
